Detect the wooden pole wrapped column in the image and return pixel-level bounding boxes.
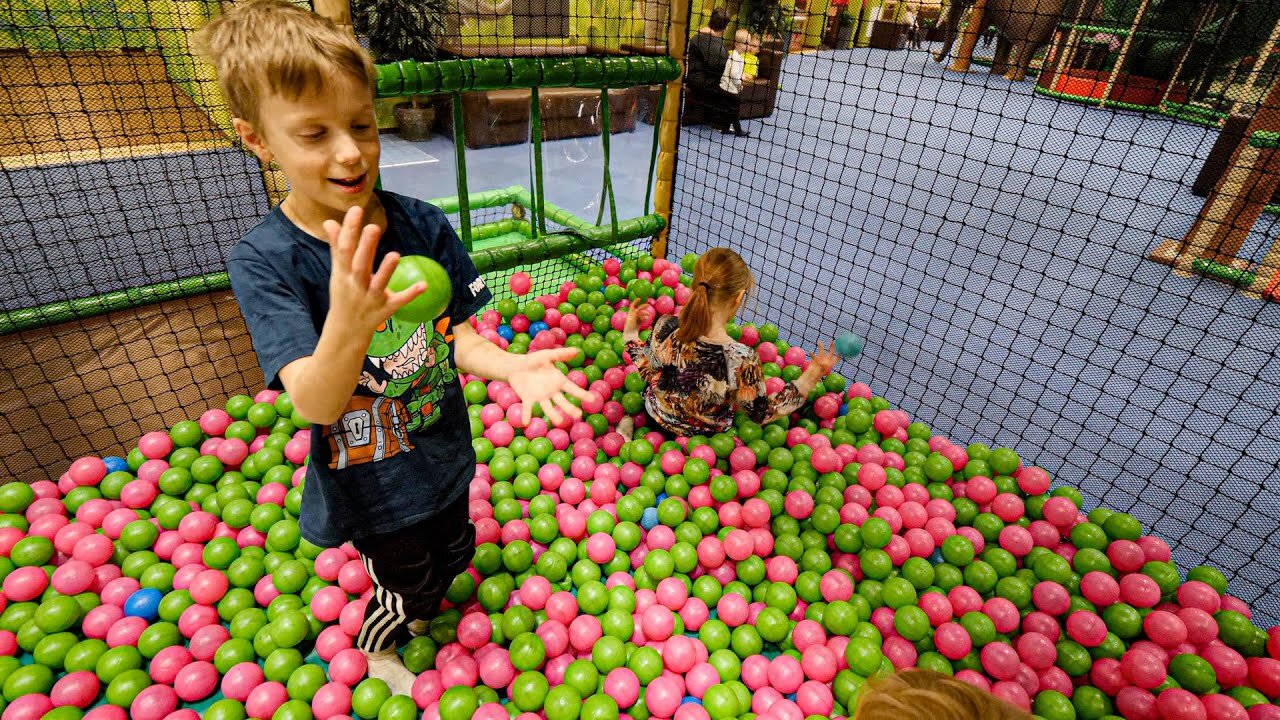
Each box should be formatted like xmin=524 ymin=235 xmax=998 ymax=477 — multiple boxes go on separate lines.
xmin=1098 ymin=0 xmax=1149 ymax=109
xmin=313 ymin=0 xmax=355 ymax=35
xmin=652 ymin=0 xmax=688 ymax=260
xmin=1150 ymin=76 xmax=1280 ymax=298
xmin=948 ymin=0 xmax=987 ymax=73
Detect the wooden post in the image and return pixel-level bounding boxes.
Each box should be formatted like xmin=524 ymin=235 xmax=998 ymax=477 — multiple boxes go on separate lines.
xmin=651 ymin=0 xmax=690 ymax=260
xmin=1150 ymin=77 xmax=1280 ymax=293
xmin=1158 ymin=2 xmax=1214 ymax=109
xmin=1098 ymin=0 xmax=1149 ymax=109
xmin=313 ymin=0 xmax=355 ymax=35
xmin=948 ymin=0 xmax=986 ymax=72
xmin=1229 ymin=16 xmax=1280 ymax=116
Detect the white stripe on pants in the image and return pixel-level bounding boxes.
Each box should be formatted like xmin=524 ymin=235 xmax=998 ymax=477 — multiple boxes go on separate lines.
xmin=357 ymin=552 xmax=408 ymax=652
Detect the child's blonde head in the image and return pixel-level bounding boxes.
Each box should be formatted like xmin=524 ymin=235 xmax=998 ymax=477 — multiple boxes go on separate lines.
xmin=675 ymin=248 xmax=755 ymax=344
xmin=854 ymin=670 xmax=1034 ymax=720
xmin=735 ymin=29 xmax=752 ymax=45
xmin=193 ymin=0 xmax=376 ymax=130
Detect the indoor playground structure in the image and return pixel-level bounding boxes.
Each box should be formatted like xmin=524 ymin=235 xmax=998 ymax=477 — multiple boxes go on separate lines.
xmin=1 ymin=0 xmax=1280 ymax=718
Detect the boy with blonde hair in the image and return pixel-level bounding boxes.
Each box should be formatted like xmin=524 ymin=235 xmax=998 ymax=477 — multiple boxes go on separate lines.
xmin=195 ymin=0 xmax=593 ymax=694
xmin=854 ymin=670 xmax=1034 ymax=720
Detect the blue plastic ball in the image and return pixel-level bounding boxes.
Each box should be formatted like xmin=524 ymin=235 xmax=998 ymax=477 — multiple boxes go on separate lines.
xmin=640 ymin=507 xmax=659 ymax=530
xmin=529 ymin=321 xmax=550 ymax=336
xmin=124 ymin=587 xmax=163 ymax=620
xmin=836 ymin=332 xmax=864 ymax=357
xmin=497 ymin=325 xmax=515 ymax=341
xmin=103 ymin=456 xmax=129 ymax=473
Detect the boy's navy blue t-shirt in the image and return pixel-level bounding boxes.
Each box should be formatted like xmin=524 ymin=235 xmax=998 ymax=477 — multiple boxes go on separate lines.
xmin=227 ymin=190 xmax=492 ymax=547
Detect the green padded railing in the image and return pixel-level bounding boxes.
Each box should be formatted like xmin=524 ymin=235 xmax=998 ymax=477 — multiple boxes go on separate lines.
xmin=375 ymin=54 xmax=678 ymax=252
xmin=1249 ymin=131 xmax=1280 ymax=150
xmin=373 ymin=56 xmax=681 ymax=97
xmin=1191 ymin=258 xmax=1256 ymax=287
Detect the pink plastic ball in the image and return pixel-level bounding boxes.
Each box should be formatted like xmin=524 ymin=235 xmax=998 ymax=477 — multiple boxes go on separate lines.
xmin=604 ymin=668 xmax=640 ymax=708
xmin=312 ymin=683 xmax=353 ymax=720
xmin=801 ymin=645 xmax=838 ymax=683
xmin=935 ymin=622 xmax=972 ymax=660
xmin=245 ymin=682 xmax=290 ymax=720
xmin=717 ymin=593 xmax=749 ymax=627
xmin=1066 ymin=610 xmax=1109 ymax=648
xmin=2 ymin=694 xmax=55 ymax=720
xmin=69 ymin=457 xmax=108 ymax=486
xmin=328 ymin=648 xmax=368 ymax=687
xmin=174 ymin=660 xmax=219 ymax=702
xmin=643 ymin=604 xmax=676 ymax=641
xmin=646 ymin=676 xmax=683 ymax=718
xmin=1201 ymin=694 xmax=1249 ymax=720
xmin=2 ymin=566 xmax=48 ymax=602
xmin=457 ymin=613 xmax=492 ymax=650
xmin=131 ymin=685 xmax=179 ymax=720
xmin=51 ymin=671 xmax=101 ymax=708
xmin=1121 ymin=649 xmax=1168 ymax=689
xmin=51 ymin=559 xmax=95 ymax=595
xmin=981 ymin=641 xmax=1021 ymax=681
xmin=1120 ymin=573 xmax=1162 ymax=608
xmin=1178 ymin=581 xmax=1223 ymax=614
xmin=1156 ymin=688 xmax=1207 ymax=720
xmin=795 ymin=680 xmax=834 ymax=717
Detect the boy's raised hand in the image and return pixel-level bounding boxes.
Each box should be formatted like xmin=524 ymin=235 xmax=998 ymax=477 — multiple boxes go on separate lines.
xmin=323 ymin=206 xmax=426 ymax=333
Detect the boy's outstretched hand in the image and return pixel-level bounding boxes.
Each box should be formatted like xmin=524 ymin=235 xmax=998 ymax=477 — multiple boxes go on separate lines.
xmin=509 ymin=347 xmax=597 ymax=426
xmin=323 ymin=206 xmax=426 ymax=334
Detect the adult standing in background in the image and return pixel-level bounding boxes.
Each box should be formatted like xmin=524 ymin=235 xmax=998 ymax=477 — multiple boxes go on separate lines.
xmin=686 ymin=8 xmax=732 ymax=133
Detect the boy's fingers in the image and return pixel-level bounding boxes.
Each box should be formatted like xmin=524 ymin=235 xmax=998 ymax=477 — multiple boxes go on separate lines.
xmin=561 ymin=381 xmax=595 ymax=403
xmin=552 ymin=393 xmax=582 ymax=419
xmin=386 ymin=282 xmax=427 ymax=311
xmin=370 ymin=252 xmax=400 ymax=293
xmin=542 ymin=403 xmax=564 ymax=425
xmin=322 ymin=219 xmax=342 ymax=245
xmin=350 ymin=223 xmax=383 ymax=279
xmin=330 ymin=207 xmax=363 ymax=270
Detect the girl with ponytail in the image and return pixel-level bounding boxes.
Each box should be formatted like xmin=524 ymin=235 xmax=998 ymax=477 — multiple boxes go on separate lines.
xmin=620 ymin=248 xmax=837 ymax=438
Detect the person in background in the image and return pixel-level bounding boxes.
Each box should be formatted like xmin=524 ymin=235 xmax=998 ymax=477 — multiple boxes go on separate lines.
xmin=719 ymin=29 xmax=752 ymax=137
xmin=686 ymin=8 xmax=734 ymax=133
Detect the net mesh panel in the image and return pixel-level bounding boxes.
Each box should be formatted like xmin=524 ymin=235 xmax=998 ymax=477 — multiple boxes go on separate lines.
xmin=1 ymin=0 xmax=669 ymax=484
xmin=0 ymin=0 xmax=280 ymax=483
xmin=670 ymin=0 xmax=1280 ymax=623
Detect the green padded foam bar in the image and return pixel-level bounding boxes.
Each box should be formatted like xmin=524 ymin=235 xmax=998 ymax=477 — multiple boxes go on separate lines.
xmin=374 ymin=55 xmax=682 ymax=97
xmin=1248 ymin=131 xmax=1280 ymax=150
xmin=1191 ymin=258 xmax=1257 ymax=287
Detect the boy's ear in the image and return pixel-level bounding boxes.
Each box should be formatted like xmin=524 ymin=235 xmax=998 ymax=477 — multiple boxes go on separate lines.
xmin=233 ymin=117 xmax=273 ymax=164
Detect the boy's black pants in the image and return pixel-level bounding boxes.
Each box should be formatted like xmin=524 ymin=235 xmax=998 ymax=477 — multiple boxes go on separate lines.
xmin=352 ymin=490 xmax=475 ymax=652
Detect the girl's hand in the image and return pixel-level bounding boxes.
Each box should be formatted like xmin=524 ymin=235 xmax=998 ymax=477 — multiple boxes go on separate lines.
xmin=624 ymin=299 xmax=652 ymax=336
xmin=809 ymin=341 xmax=837 ymax=377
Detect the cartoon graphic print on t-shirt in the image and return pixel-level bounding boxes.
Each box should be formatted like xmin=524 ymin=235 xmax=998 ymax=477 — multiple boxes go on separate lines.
xmin=325 ymin=315 xmax=457 ymax=470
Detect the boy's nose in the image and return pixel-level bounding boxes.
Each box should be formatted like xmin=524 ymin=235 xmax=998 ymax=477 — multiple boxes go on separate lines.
xmin=334 ymin=133 xmax=363 ymax=164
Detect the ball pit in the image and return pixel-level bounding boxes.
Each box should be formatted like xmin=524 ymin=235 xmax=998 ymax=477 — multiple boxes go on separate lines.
xmin=0 ymin=254 xmax=1277 ymax=720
